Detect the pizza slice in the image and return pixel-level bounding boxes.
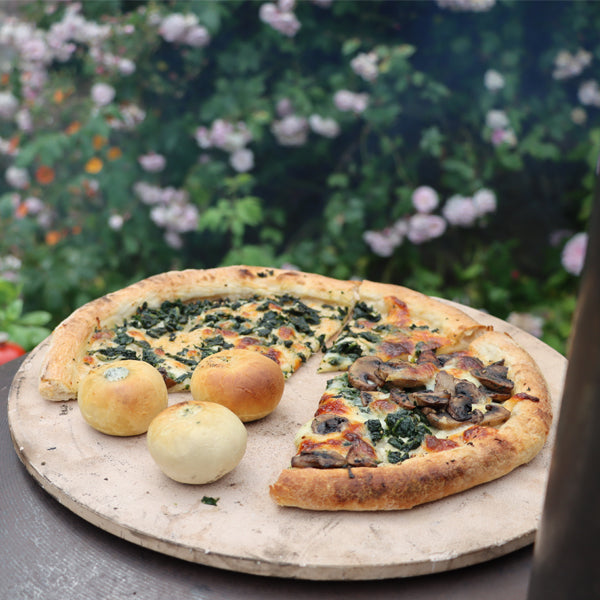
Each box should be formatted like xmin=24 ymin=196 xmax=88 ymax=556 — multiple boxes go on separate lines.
xmin=39 ymin=266 xmax=358 ymax=401
xmin=319 ymin=280 xmax=487 ymax=373
xmin=271 ymin=293 xmax=552 ymax=511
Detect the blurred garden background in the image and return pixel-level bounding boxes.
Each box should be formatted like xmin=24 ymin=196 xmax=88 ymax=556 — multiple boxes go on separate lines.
xmin=0 ymin=0 xmax=597 ymax=355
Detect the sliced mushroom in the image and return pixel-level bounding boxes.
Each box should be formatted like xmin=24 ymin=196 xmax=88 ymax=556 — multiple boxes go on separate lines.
xmin=446 ymin=381 xmax=483 ymax=421
xmin=479 ymin=403 xmax=511 ymax=427
xmin=377 ymin=359 xmax=439 ymax=388
xmin=311 ymin=414 xmax=349 ymax=434
xmin=360 ymin=390 xmax=390 ymax=407
xmin=472 ymin=360 xmax=514 ymax=395
xmin=434 ymin=370 xmax=456 ymax=395
xmin=389 ymin=388 xmax=417 ymax=409
xmin=345 ymin=437 xmax=379 ymax=467
xmin=291 ymin=449 xmax=347 ymax=468
xmin=408 ymin=389 xmax=451 ymax=409
xmin=422 ymin=407 xmax=464 ymax=430
xmin=347 ymin=355 xmax=386 ymax=391
xmin=416 ymin=348 xmax=442 ymax=366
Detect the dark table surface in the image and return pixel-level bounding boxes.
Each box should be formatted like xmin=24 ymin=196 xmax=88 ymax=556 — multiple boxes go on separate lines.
xmin=1 ymin=355 xmax=534 ymax=600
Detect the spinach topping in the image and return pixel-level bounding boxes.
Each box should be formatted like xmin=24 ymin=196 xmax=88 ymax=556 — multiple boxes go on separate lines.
xmin=384 ymin=409 xmax=430 ymax=454
xmin=366 ymin=419 xmax=384 ymax=443
xmin=352 ymin=301 xmax=381 ymax=322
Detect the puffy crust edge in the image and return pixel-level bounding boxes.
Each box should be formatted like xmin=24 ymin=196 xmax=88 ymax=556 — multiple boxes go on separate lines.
xmin=38 ymin=266 xmax=359 ymax=401
xmin=356 ymin=279 xmax=483 ymax=338
xmin=270 ymin=329 xmax=552 ymax=511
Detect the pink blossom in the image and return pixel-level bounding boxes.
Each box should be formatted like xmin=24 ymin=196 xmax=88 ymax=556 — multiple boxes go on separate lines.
xmin=230 ymin=148 xmax=254 ymax=172
xmin=507 ymin=312 xmax=544 ymax=338
xmin=334 ymin=90 xmax=369 ymax=113
xmin=442 ymin=195 xmax=478 ymax=226
xmin=561 ymin=232 xmax=588 ymax=275
xmin=91 ymin=82 xmax=115 ymax=106
xmin=138 ymin=152 xmax=166 ymax=173
xmin=24 ymin=196 xmax=44 ymax=214
xmin=159 ymin=13 xmax=189 ymax=42
xmin=407 ymin=214 xmax=447 ymax=244
xmin=5 ymin=166 xmax=29 ymax=189
xmin=411 ymin=186 xmax=439 ymax=213
xmin=351 ymin=52 xmax=379 ymax=82
xmin=0 ymin=92 xmax=18 ymax=120
xmin=363 ymin=229 xmax=401 ymax=257
xmin=259 ymin=3 xmax=301 ymax=37
xmin=271 ymin=115 xmax=308 ymax=146
xmin=108 ymin=214 xmax=124 ymax=230
xmin=472 ymin=188 xmax=497 ymax=215
xmin=308 ymin=114 xmax=340 ymax=138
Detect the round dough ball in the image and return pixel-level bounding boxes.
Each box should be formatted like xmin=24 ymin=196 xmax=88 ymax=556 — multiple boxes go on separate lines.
xmin=77 ymin=360 xmax=168 ymax=436
xmin=147 ymin=400 xmax=247 ymax=484
xmin=190 ymin=349 xmax=285 ymax=422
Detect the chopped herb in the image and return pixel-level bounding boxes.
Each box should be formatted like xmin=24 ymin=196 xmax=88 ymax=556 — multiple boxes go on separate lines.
xmin=201 ymin=496 xmax=219 ymax=506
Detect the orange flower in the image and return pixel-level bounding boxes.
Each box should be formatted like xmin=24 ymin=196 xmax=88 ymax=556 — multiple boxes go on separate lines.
xmin=8 ymin=135 xmax=20 ymax=153
xmin=35 ymin=165 xmax=55 ymax=185
xmin=65 ymin=121 xmax=81 ymax=135
xmin=107 ymin=146 xmax=122 ymax=160
xmin=45 ymin=230 xmax=63 ymax=245
xmin=53 ymin=89 xmax=65 ymax=103
xmin=92 ymin=135 xmax=107 ymax=150
xmin=1 ymin=73 xmax=8 ymax=86
xmin=15 ymin=203 xmax=28 ymax=218
xmin=72 ymin=225 xmax=82 ymax=235
xmin=84 ymin=157 xmax=103 ymax=174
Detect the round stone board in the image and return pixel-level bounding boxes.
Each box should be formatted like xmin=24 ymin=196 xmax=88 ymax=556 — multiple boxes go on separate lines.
xmin=7 ymin=302 xmax=566 ymax=581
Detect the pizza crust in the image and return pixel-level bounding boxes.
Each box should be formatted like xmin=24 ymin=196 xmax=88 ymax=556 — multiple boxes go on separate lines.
xmin=270 ymin=328 xmax=552 ymax=511
xmin=38 ymin=266 xmax=359 ymax=401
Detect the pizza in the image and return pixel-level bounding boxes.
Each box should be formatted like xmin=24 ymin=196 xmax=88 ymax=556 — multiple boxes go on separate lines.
xmin=38 ymin=265 xmax=552 ymax=511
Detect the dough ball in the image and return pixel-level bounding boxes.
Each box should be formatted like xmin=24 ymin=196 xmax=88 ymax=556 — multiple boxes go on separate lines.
xmin=190 ymin=349 xmax=285 ymax=422
xmin=77 ymin=360 xmax=168 ymax=436
xmin=147 ymin=400 xmax=247 ymax=484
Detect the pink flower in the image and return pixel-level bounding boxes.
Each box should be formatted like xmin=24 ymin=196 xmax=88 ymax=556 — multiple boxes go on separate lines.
xmin=442 ymin=195 xmax=478 ymax=227
xmin=259 ymin=3 xmax=301 ymax=37
xmin=363 ymin=229 xmax=401 ymax=257
xmin=472 ymin=188 xmax=496 ymax=215
xmin=507 ymin=312 xmax=544 ymax=338
xmin=91 ymin=82 xmax=115 ymax=106
xmin=411 ymin=186 xmax=439 ymax=213
xmin=108 ymin=214 xmax=124 ymax=230
xmin=351 ymin=52 xmax=379 ymax=82
xmin=271 ymin=115 xmax=308 ymax=146
xmin=138 ymin=152 xmax=166 ymax=173
xmin=230 ymin=148 xmax=254 ymax=172
xmin=334 ymin=90 xmax=369 ymax=113
xmin=407 ymin=214 xmax=447 ymax=244
xmin=561 ymin=232 xmax=588 ymax=275
xmin=308 ymin=114 xmax=340 ymax=138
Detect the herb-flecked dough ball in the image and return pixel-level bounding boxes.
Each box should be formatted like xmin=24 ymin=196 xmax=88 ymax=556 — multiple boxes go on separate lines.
xmin=77 ymin=360 xmax=168 ymax=436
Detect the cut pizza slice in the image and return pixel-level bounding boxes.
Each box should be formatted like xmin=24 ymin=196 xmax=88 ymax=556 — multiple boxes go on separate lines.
xmin=39 ymin=266 xmax=359 ymax=401
xmin=319 ymin=280 xmax=488 ymax=373
xmin=270 ymin=327 xmax=552 ymax=511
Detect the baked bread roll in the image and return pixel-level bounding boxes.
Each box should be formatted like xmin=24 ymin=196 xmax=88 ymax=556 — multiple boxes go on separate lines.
xmin=190 ymin=349 xmax=285 ymax=422
xmin=147 ymin=400 xmax=247 ymax=484
xmin=77 ymin=360 xmax=168 ymax=436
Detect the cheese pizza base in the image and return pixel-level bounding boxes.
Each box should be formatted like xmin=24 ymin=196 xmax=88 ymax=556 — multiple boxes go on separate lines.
xmin=270 ymin=328 xmax=552 ymax=511
xmin=39 ymin=266 xmax=358 ymax=401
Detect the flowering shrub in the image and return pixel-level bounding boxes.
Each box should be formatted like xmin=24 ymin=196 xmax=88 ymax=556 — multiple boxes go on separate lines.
xmin=0 ymin=0 xmax=597 ymax=352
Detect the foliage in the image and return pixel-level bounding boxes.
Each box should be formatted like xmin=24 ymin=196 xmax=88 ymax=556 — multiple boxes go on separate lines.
xmin=0 ymin=278 xmax=51 ymax=349
xmin=0 ymin=0 xmax=596 ymax=352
